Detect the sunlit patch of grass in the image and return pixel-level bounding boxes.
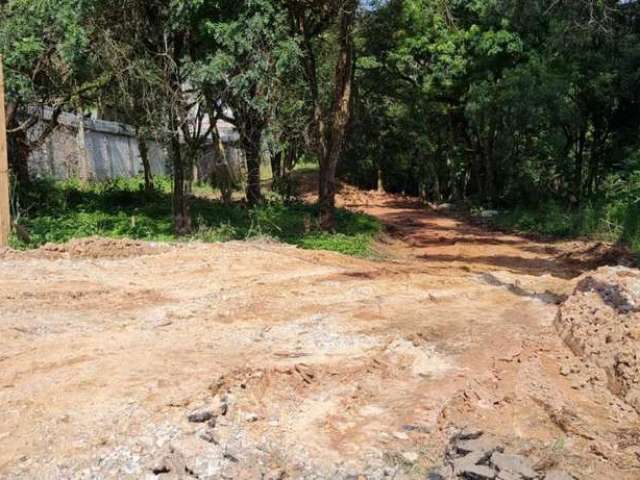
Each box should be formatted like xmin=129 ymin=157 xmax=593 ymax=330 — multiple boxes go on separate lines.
xmin=11 ymin=176 xmax=382 ymax=257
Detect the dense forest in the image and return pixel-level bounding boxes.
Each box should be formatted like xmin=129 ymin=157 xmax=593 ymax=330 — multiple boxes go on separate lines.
xmin=1 ymin=0 xmax=640 ymax=247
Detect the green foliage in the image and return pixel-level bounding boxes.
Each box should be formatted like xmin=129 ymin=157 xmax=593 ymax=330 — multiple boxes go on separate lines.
xmin=192 ymin=0 xmax=301 ymax=141
xmin=490 ymin=170 xmax=640 ymax=255
xmin=0 ymin=0 xmax=102 ymax=104
xmin=11 ymin=177 xmax=382 ymax=257
xmin=348 ymin=0 xmax=640 ymax=209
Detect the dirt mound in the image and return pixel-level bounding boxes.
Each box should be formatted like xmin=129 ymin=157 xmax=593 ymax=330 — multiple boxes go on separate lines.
xmin=33 ymin=237 xmax=171 ymax=259
xmin=556 ymin=266 xmax=640 ymax=413
xmin=557 ymin=242 xmax=636 ymax=270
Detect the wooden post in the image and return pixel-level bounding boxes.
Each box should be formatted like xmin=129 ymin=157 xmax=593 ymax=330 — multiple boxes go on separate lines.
xmin=0 ymin=55 xmax=10 ymax=247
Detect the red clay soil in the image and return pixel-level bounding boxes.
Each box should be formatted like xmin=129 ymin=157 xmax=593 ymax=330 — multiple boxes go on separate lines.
xmin=0 ymin=187 xmax=638 ymax=479
xmin=557 ymin=267 xmax=640 ymax=414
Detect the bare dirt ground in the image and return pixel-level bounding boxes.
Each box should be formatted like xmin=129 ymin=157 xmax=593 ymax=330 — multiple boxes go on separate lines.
xmin=1 ymin=187 xmax=639 ymax=479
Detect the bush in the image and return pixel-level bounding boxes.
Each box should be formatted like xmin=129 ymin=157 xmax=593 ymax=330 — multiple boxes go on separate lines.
xmin=490 ymin=171 xmax=640 ymax=257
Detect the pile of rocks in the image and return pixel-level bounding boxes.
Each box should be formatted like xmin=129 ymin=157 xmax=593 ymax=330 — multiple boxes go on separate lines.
xmin=428 ymin=431 xmax=574 ymax=480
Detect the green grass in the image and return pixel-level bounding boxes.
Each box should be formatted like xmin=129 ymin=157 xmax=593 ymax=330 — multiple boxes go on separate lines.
xmin=10 ymin=176 xmax=382 ymax=257
xmin=293 ymin=159 xmax=320 ymax=174
xmin=487 ymin=199 xmax=640 ymax=254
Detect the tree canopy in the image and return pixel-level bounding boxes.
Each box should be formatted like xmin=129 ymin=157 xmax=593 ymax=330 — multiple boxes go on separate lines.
xmin=1 ymin=0 xmax=640 ymax=238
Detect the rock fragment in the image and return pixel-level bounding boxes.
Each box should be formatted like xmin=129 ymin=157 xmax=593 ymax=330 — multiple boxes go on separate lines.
xmin=187 ymin=407 xmax=215 ymax=424
xmin=199 ymin=428 xmax=219 ymax=445
xmin=456 ymin=437 xmax=503 ymax=457
xmin=245 ymin=412 xmax=259 ymax=423
xmin=459 ymin=464 xmax=497 ymax=479
xmin=490 ymin=452 xmax=537 ymax=479
xmin=437 ymin=430 xmax=574 ymax=480
xmin=401 ymin=451 xmax=419 ymax=464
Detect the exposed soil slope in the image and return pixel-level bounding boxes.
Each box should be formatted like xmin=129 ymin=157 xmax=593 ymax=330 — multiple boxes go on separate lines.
xmin=557 ymin=267 xmax=640 ymax=414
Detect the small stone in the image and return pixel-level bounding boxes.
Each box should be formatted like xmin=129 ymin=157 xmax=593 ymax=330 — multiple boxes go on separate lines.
xmin=426 ymin=466 xmax=449 ymax=480
xmin=560 ymin=365 xmax=571 ymax=376
xmin=150 ymin=457 xmax=171 ymax=475
xmin=187 ymin=407 xmax=215 ymax=423
xmin=453 ymin=450 xmax=490 ymax=473
xmin=245 ymin=412 xmax=259 ymax=423
xmin=458 ymin=464 xmax=496 ymax=479
xmin=456 ymin=437 xmax=503 ymax=456
xmin=491 ymin=453 xmax=537 ymax=479
xmin=457 ymin=451 xmax=491 ymax=466
xmin=199 ymin=429 xmax=219 ymax=445
xmin=456 ymin=429 xmax=484 ymax=441
xmin=497 ymin=471 xmax=523 ymax=480
xmin=209 ymin=375 xmax=226 ymax=396
xmin=393 ymin=431 xmax=409 ymax=441
xmin=264 ymin=469 xmax=287 ymax=480
xmin=401 ymin=452 xmax=419 ymax=464
xmin=544 ymin=470 xmax=574 ymax=480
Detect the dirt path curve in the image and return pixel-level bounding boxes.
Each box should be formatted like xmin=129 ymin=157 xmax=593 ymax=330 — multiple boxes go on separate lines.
xmin=0 ymin=190 xmax=639 ymax=479
xmin=339 ymin=188 xmax=621 ymax=280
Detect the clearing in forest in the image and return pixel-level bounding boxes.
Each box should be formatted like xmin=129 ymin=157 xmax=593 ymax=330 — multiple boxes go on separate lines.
xmin=0 ymin=186 xmax=638 ymax=480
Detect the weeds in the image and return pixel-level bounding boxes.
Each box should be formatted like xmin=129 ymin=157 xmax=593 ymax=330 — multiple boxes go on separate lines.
xmin=10 ymin=176 xmax=382 ymax=257
xmin=489 ymin=196 xmax=640 ymax=256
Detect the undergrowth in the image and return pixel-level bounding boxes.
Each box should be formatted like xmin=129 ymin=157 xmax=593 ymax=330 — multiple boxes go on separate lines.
xmin=10 ymin=176 xmax=382 ymax=257
xmin=487 ymin=177 xmax=640 ymax=255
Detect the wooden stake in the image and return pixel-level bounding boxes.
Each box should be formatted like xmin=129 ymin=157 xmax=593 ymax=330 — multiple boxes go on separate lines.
xmin=0 ymin=55 xmax=10 ymax=247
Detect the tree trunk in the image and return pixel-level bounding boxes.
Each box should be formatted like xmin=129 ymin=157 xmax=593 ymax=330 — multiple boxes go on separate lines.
xmin=574 ymin=128 xmax=586 ymax=206
xmin=377 ymin=168 xmax=384 ymax=193
xmin=245 ymin=140 xmax=262 ymax=207
xmin=432 ymin=163 xmax=442 ymax=203
xmin=318 ymin=159 xmax=338 ymax=227
xmin=318 ymin=0 xmax=357 ymax=230
xmin=7 ymin=130 xmax=30 ymax=187
xmin=484 ymin=153 xmax=496 ymax=207
xmin=289 ymin=0 xmax=356 ymax=230
xmin=284 ymin=144 xmax=298 ymax=174
xmin=171 ymin=131 xmax=191 ymax=235
xmin=137 ymin=132 xmax=154 ymax=192
xmin=5 ymin=103 xmax=30 ymax=187
xmin=271 ymin=150 xmax=283 ymax=180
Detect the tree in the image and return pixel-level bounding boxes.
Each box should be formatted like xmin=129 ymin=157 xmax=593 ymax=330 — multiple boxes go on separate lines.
xmin=0 ymin=0 xmax=107 ymax=186
xmin=348 ymin=0 xmax=640 ymax=209
xmin=194 ymin=0 xmax=300 ymax=206
xmin=286 ymin=0 xmax=358 ymax=230
xmin=97 ymin=0 xmax=218 ymax=234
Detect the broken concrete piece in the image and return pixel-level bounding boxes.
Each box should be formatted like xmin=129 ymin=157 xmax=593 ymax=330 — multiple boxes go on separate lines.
xmin=393 ymin=431 xmax=409 ymax=441
xmin=170 ymin=436 xmax=225 ymax=478
xmin=490 ymin=453 xmax=537 ymax=479
xmin=456 ymin=436 xmax=503 ymax=456
xmin=497 ymin=470 xmax=523 ymax=480
xmin=452 ymin=450 xmax=491 ymax=475
xmin=459 ymin=463 xmax=497 ymax=479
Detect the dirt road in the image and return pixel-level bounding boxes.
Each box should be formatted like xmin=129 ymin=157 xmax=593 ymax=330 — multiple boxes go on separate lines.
xmin=1 ymin=190 xmax=638 ymax=479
